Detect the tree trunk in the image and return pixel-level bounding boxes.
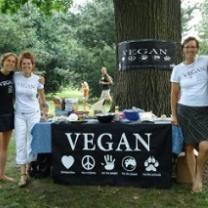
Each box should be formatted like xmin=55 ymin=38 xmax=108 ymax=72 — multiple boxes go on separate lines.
xmin=113 ymin=0 xmax=181 ymax=116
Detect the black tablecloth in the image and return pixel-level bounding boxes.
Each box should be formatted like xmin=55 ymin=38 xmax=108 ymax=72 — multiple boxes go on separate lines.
xmin=52 ymin=122 xmax=172 ymax=188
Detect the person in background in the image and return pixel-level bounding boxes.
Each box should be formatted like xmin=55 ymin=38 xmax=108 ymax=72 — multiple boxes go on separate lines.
xmin=99 ymin=67 xmax=113 ymax=103
xmin=14 ymin=51 xmax=47 ymax=187
xmin=170 ymin=36 xmax=208 ymax=192
xmin=0 ymin=53 xmax=18 ymax=183
xmin=53 ymin=97 xmax=67 ymax=116
xmin=40 ymin=102 xmax=49 ymax=121
xmin=81 ymin=81 xmax=89 ymax=111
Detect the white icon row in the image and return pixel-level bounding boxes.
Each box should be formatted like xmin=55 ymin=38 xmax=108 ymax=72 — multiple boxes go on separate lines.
xmin=122 ymin=55 xmax=171 ymax=62
xmin=61 ymin=155 xmax=159 ymax=172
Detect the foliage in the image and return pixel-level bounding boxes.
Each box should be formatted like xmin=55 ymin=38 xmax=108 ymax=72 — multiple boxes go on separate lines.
xmin=76 ymin=0 xmax=115 ymax=48
xmin=199 ymin=0 xmax=208 ymax=54
xmin=0 ymin=3 xmax=77 ymax=92
xmin=71 ymin=0 xmax=116 ymax=96
xmin=0 ymin=0 xmax=73 ymax=14
xmin=0 ymin=0 xmax=197 ymax=96
xmin=0 ymin=0 xmax=116 ymax=95
xmin=181 ymin=2 xmax=200 ymax=36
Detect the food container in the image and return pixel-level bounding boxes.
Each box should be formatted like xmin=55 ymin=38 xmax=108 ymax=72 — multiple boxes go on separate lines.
xmin=123 ymin=110 xmax=140 ymax=121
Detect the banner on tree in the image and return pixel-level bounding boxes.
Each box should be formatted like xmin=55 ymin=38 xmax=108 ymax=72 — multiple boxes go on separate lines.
xmin=118 ymin=39 xmax=176 ymax=70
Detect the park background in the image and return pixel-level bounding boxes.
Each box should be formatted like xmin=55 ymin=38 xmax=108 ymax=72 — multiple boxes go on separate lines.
xmin=1 ymin=0 xmax=208 ymax=207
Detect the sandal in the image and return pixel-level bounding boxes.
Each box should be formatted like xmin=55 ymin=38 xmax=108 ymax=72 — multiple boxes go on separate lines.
xmin=18 ymin=174 xmax=27 ymax=187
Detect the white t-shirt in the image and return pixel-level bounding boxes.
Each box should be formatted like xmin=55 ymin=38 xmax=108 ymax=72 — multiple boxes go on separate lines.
xmin=170 ymin=55 xmax=208 ymax=106
xmin=14 ymin=72 xmax=44 ymax=113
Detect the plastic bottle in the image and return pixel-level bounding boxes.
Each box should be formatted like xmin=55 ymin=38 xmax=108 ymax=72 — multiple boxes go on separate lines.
xmin=115 ymin=106 xmax=120 ymax=121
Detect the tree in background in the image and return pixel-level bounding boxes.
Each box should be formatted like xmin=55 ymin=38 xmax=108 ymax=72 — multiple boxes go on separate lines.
xmin=72 ymin=0 xmax=116 ymax=96
xmin=113 ymin=0 xmax=181 ymax=115
xmin=0 ymin=0 xmax=72 ymax=14
xmin=181 ymin=2 xmax=200 ymax=36
xmin=0 ymin=2 xmax=79 ymax=92
xmin=199 ymin=0 xmax=208 ymax=54
xmin=0 ymin=0 xmax=199 ymax=99
xmin=0 ymin=0 xmax=116 ymax=95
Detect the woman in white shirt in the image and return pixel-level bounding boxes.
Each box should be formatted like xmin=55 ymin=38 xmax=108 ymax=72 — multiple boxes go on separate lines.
xmin=171 ymin=36 xmax=208 ymax=192
xmin=14 ymin=52 xmax=46 ymax=187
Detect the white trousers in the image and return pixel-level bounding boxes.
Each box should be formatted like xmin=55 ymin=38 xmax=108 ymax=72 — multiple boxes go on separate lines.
xmin=100 ymin=89 xmax=111 ymax=101
xmin=15 ymin=111 xmax=40 ymax=165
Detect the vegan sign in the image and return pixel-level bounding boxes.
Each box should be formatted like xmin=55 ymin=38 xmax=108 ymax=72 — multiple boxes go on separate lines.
xmin=118 ymin=39 xmax=176 ymax=70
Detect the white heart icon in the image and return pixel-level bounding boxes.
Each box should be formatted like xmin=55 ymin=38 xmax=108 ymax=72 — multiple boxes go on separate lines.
xmin=61 ymin=155 xmax=75 ymax=169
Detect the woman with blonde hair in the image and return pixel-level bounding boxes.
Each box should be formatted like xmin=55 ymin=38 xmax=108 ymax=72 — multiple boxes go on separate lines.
xmin=81 ymin=81 xmax=89 ymax=110
xmin=0 ymin=52 xmax=18 ymax=183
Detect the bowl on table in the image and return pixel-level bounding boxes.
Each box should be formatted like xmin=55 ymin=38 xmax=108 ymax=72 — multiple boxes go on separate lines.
xmin=123 ymin=110 xmax=140 ymax=121
xmin=73 ymin=111 xmax=89 ymax=119
xmin=96 ymin=113 xmax=115 ymax=123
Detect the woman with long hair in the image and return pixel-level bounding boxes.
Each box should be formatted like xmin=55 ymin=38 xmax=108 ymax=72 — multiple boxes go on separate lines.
xmin=0 ymin=52 xmax=17 ymax=183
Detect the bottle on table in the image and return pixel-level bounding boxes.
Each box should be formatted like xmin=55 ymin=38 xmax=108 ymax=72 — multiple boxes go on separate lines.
xmin=115 ymin=106 xmax=120 ymax=121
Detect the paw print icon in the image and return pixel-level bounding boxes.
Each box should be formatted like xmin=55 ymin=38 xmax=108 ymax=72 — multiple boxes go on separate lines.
xmin=144 ymin=156 xmax=159 ymax=172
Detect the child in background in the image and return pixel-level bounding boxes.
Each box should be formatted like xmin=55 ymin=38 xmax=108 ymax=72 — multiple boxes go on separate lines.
xmin=53 ymin=97 xmax=62 ymax=116
xmin=53 ymin=97 xmax=68 ymax=116
xmin=81 ymin=81 xmax=89 ymax=111
xmin=40 ymin=102 xmax=50 ymax=121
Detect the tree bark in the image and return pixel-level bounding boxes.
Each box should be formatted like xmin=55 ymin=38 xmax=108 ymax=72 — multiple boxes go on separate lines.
xmin=113 ymin=0 xmax=181 ymax=115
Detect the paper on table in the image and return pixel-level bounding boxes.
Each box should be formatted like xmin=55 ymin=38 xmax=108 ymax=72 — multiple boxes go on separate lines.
xmin=139 ymin=111 xmax=156 ymax=121
xmin=153 ymin=117 xmax=171 ymax=124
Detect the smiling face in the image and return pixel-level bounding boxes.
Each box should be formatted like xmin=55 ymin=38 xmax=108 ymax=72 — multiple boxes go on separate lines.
xmin=20 ymin=58 xmax=34 ymax=75
xmin=2 ymin=55 xmax=17 ymax=73
xmin=182 ymin=40 xmax=198 ymax=63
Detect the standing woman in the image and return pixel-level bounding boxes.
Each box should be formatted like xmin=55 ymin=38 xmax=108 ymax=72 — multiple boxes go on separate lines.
xmin=171 ymin=36 xmax=208 ymax=192
xmin=0 ymin=53 xmax=17 ymax=182
xmin=14 ymin=52 xmax=46 ymax=187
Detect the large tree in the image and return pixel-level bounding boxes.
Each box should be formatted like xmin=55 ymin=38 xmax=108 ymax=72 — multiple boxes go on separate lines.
xmin=113 ymin=0 xmax=181 ymax=115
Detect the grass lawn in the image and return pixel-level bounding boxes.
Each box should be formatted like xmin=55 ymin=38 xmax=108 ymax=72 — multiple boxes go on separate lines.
xmin=1 ymin=139 xmax=208 ymax=208
xmin=1 ymin=88 xmax=208 ymax=207
xmin=47 ymin=87 xmax=83 ymax=100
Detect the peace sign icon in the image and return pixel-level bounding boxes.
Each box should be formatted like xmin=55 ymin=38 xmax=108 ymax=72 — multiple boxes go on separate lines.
xmin=82 ymin=155 xmax=96 ymax=170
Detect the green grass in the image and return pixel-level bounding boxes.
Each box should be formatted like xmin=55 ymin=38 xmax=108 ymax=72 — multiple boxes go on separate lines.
xmin=1 ymin=139 xmax=208 ymax=208
xmin=47 ymin=87 xmax=83 ymax=100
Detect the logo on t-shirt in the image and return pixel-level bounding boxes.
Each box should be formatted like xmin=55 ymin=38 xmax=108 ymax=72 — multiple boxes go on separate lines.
xmin=0 ymin=80 xmax=12 ymax=87
xmin=8 ymin=85 xmax=13 ymax=94
xmin=183 ymin=66 xmax=206 ymax=78
xmin=16 ymin=82 xmax=36 ymax=90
